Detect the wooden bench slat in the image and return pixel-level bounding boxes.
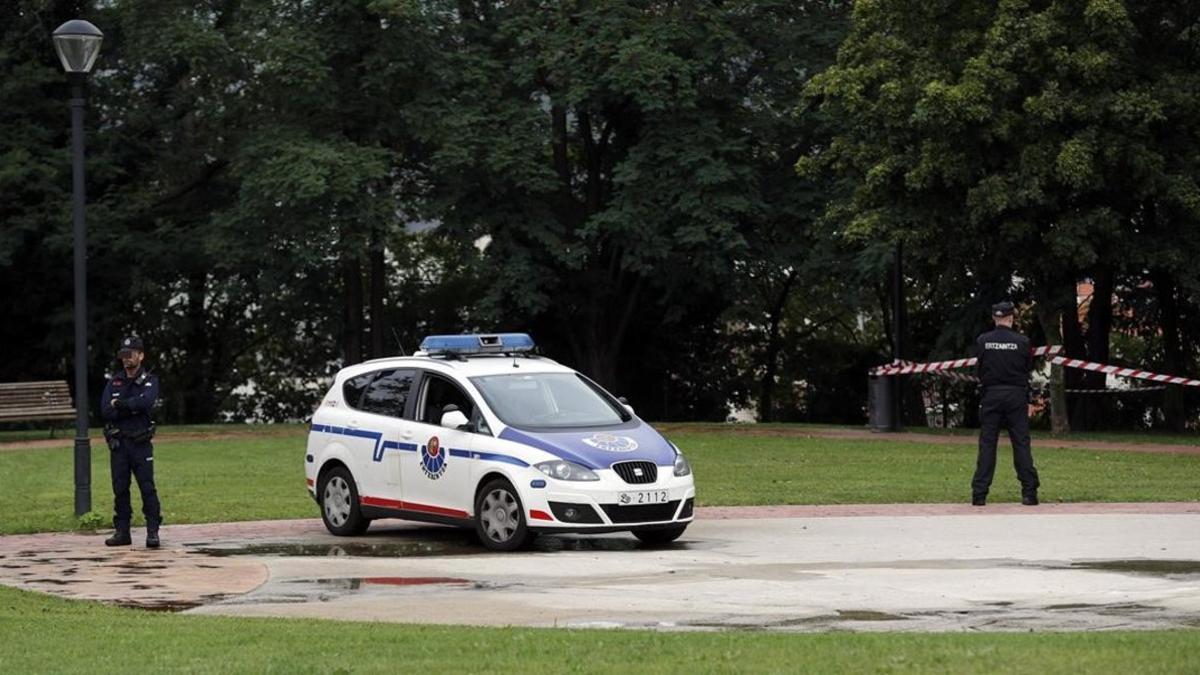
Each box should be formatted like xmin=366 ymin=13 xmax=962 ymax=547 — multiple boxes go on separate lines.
xmin=0 ymin=406 xmax=77 ymax=415
xmin=0 ymin=408 xmax=76 ymax=417
xmin=0 ymin=381 xmax=77 ymax=427
xmin=0 ymin=382 xmax=71 ymax=392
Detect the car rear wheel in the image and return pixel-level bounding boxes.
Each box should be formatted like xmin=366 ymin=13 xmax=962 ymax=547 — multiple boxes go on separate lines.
xmin=474 ymin=478 xmax=534 ymax=551
xmin=633 ymin=524 xmax=687 ymax=546
xmin=319 ymin=466 xmax=369 ymax=536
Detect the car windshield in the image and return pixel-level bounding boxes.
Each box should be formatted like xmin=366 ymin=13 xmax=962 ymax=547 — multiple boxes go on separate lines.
xmin=470 ymin=372 xmax=627 ymax=429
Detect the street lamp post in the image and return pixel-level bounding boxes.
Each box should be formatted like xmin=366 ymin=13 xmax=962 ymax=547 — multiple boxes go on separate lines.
xmin=53 ymin=20 xmax=104 ymax=517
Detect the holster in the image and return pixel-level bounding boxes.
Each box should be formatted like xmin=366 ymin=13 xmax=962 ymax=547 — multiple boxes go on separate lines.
xmin=102 ymin=424 xmax=121 ymax=451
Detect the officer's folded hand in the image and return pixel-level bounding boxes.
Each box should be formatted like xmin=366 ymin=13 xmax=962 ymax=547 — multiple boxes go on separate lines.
xmin=111 ymin=398 xmax=123 ymax=409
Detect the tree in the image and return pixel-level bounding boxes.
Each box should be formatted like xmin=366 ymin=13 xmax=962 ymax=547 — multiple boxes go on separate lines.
xmin=804 ymin=0 xmax=1200 ymax=431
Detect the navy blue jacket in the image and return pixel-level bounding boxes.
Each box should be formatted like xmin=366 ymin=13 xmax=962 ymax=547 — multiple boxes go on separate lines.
xmin=100 ymin=367 xmax=158 ymax=435
xmin=975 ymin=326 xmax=1033 ymax=388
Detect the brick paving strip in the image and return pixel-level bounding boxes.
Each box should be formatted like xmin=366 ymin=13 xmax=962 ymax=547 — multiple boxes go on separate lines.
xmin=1 ymin=503 xmax=1196 ymax=611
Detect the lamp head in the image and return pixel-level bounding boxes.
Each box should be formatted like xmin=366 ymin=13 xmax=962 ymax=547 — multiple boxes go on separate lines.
xmin=52 ymin=20 xmax=103 ymax=74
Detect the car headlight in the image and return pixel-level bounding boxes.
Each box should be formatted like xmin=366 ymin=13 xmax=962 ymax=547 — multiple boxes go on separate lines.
xmin=673 ymin=452 xmax=692 ymax=477
xmin=535 ymin=460 xmax=599 ymax=482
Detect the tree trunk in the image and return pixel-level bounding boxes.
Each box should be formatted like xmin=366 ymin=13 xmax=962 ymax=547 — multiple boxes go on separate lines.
xmin=1034 ymin=300 xmax=1070 ymax=434
xmin=758 ymin=271 xmax=796 ymax=423
xmin=1154 ymin=269 xmax=1186 ymax=432
xmin=1061 ymin=281 xmax=1084 ymax=428
xmin=181 ymin=272 xmax=215 ymax=423
xmin=369 ymin=233 xmax=386 ymax=359
xmin=341 ymin=254 xmax=364 ymax=366
xmin=1069 ymin=268 xmax=1113 ymax=430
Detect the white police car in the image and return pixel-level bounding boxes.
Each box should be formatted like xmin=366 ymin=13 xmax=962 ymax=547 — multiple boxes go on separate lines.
xmin=305 ymin=333 xmax=695 ymax=551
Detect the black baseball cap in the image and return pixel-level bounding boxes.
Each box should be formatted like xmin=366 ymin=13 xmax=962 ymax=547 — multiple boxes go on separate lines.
xmin=117 ymin=336 xmax=144 ymax=355
xmin=991 ymin=301 xmax=1015 ymax=317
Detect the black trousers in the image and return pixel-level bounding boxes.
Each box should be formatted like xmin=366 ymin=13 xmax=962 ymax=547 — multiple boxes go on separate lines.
xmin=973 ymin=387 xmax=1039 ymax=497
xmin=110 ymin=439 xmax=162 ymax=529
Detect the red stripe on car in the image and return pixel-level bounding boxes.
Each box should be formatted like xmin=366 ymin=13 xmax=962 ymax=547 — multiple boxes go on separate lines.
xmin=361 ymin=495 xmax=469 ymax=519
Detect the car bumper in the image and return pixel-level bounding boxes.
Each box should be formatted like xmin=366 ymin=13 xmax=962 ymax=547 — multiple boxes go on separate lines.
xmin=522 ymin=470 xmax=696 ymax=532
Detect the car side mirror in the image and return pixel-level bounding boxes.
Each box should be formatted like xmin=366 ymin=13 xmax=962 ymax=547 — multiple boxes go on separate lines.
xmin=618 ymin=396 xmax=634 ymax=416
xmin=441 ymin=409 xmax=469 ymax=430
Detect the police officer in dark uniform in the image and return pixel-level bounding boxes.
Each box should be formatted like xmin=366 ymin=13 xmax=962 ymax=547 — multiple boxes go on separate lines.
xmin=100 ymin=336 xmax=163 ymax=547
xmin=972 ymin=302 xmax=1040 ymax=506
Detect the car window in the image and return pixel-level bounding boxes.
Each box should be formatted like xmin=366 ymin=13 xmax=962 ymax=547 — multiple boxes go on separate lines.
xmin=420 ymin=374 xmax=481 ymax=429
xmin=470 ymin=372 xmax=627 ymax=428
xmin=358 ymin=369 xmax=416 ymax=418
xmin=341 ymin=372 xmax=374 ymax=409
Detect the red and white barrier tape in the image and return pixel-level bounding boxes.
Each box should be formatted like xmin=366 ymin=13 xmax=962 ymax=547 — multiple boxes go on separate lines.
xmin=871 ymin=346 xmax=1061 ymax=376
xmin=1048 ymin=356 xmax=1200 ymax=388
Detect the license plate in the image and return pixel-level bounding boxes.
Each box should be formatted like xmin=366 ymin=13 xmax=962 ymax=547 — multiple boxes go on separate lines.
xmin=618 ymin=490 xmax=669 ymax=505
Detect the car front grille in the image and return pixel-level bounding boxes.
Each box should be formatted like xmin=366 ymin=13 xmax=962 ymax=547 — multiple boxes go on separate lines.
xmin=600 ymin=500 xmax=680 ymax=524
xmin=611 ymin=461 xmax=657 ymax=484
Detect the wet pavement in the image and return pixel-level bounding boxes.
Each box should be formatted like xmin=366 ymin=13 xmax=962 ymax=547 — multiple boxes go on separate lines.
xmin=1 ymin=505 xmax=1199 ymax=631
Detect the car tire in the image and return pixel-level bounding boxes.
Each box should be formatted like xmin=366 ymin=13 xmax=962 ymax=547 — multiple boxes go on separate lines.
xmin=319 ymin=465 xmax=369 ymax=536
xmin=474 ymin=478 xmax=534 ymax=551
xmin=633 ymin=524 xmax=687 ymax=546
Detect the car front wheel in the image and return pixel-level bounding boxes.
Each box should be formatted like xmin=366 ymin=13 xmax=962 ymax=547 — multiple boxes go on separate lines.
xmin=474 ymin=478 xmax=534 ymax=551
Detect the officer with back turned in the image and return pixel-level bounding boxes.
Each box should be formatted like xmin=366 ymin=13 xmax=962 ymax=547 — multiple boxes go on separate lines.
xmin=972 ymin=302 xmax=1040 ymax=506
xmin=100 ymin=336 xmax=163 ymax=547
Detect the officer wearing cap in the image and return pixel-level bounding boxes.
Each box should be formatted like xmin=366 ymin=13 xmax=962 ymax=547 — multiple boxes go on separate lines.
xmin=972 ymin=302 xmax=1040 ymax=506
xmin=100 ymin=336 xmax=163 ymax=547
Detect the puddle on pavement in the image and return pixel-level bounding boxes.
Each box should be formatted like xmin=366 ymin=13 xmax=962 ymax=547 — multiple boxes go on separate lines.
xmin=834 ymin=610 xmax=907 ymax=621
xmin=288 ymin=577 xmax=471 ymax=591
xmin=1069 ymin=560 xmax=1200 ymax=577
xmin=187 ymin=540 xmax=484 ymax=558
xmin=186 ymin=533 xmax=691 ymax=558
xmin=531 ymin=537 xmax=641 ymax=552
xmin=119 ymin=600 xmax=203 ymax=612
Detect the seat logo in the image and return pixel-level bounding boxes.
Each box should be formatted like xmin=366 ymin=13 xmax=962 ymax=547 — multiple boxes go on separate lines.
xmin=582 ymin=433 xmax=638 ymax=452
xmin=421 ymin=436 xmax=447 ymax=480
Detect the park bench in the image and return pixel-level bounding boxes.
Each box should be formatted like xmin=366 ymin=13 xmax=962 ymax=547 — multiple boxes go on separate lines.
xmin=0 ymin=380 xmax=76 ymax=437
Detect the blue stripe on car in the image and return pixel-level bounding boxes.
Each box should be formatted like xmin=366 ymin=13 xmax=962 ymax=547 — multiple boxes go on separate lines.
xmin=497 ymin=427 xmax=601 ymax=469
xmin=311 ymin=423 xmax=526 ymax=466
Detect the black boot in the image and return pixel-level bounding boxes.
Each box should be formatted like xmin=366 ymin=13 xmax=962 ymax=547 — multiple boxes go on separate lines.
xmin=971 ymin=494 xmax=986 ymax=506
xmin=1022 ymin=493 xmax=1039 ymax=506
xmin=146 ymin=525 xmax=160 ymax=549
xmin=105 ymin=526 xmax=131 ymax=547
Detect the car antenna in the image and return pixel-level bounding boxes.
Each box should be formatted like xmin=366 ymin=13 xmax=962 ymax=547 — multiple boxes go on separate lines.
xmin=391 ymin=328 xmax=407 ymax=356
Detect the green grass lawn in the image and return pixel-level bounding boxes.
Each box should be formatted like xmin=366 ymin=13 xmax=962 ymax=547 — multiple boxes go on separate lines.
xmin=0 ymin=586 xmax=1196 ymax=675
xmin=2 ymin=426 xmax=1198 ymax=535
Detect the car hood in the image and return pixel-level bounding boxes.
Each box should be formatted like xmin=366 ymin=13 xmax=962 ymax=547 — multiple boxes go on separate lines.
xmin=498 ymin=422 xmax=677 ymax=470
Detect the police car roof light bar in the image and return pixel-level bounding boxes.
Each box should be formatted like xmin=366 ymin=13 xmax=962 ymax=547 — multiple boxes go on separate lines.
xmin=419 ymin=333 xmax=536 ymax=355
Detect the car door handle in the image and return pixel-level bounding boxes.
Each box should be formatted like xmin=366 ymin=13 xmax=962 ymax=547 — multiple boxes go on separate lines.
xmin=347 ymin=419 xmax=360 ymax=429
xmin=400 ymin=430 xmax=414 ymax=440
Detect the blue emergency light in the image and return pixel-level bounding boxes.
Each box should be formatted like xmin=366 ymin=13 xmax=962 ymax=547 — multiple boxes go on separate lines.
xmin=419 ymin=333 xmax=536 ymax=355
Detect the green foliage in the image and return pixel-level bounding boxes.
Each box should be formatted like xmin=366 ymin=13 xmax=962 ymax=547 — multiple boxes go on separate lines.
xmin=805 ymin=0 xmax=1200 ymax=429
xmin=74 ymin=510 xmax=107 ymax=530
